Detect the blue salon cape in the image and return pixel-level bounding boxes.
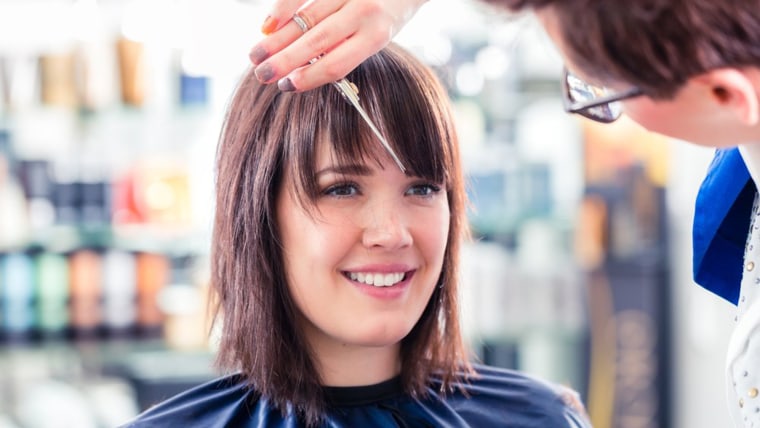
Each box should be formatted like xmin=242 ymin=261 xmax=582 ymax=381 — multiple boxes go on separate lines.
xmin=121 ymin=364 xmax=590 ymax=427
xmin=693 ymin=148 xmax=755 ymax=305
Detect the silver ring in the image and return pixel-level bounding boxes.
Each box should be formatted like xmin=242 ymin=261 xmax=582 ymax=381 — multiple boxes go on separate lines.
xmin=292 ymin=13 xmax=310 ymax=33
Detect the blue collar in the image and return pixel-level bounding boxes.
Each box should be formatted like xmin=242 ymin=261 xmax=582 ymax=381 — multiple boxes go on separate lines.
xmin=693 ymin=148 xmax=754 ymax=305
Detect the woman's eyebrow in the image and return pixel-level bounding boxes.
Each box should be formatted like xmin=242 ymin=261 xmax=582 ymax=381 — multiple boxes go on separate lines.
xmin=315 ymin=164 xmax=372 ymax=178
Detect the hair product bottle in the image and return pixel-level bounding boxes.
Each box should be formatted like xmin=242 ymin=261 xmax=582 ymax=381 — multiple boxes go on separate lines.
xmin=68 ymin=248 xmax=103 ymax=338
xmin=35 ymin=251 xmax=70 ymax=339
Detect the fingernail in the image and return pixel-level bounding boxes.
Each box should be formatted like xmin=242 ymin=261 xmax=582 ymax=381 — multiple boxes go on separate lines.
xmin=254 ymin=64 xmax=275 ymax=83
xmin=249 ymin=45 xmax=268 ymax=65
xmin=278 ymin=77 xmax=296 ymax=92
xmin=261 ymin=16 xmax=278 ymax=35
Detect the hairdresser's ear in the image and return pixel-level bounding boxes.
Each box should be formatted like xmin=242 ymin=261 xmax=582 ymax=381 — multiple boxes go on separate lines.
xmin=694 ymin=68 xmax=760 ymax=126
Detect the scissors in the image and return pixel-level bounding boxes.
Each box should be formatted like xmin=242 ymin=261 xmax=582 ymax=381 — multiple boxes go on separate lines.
xmin=330 ymin=78 xmax=406 ymax=173
xmin=303 ymin=56 xmax=406 ymax=173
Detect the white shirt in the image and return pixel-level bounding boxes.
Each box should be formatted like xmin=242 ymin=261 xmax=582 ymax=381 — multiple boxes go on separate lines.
xmin=726 ymin=143 xmax=760 ymax=427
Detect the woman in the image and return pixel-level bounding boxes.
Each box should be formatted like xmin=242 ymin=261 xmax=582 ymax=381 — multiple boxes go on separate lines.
xmin=122 ymin=44 xmax=590 ymax=427
xmin=252 ymin=1 xmax=760 ymax=426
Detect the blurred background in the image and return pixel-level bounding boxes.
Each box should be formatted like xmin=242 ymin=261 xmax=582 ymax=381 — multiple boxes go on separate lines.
xmin=0 ymin=0 xmax=736 ymax=427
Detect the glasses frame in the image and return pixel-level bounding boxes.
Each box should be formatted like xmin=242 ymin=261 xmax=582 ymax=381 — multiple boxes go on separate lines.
xmin=561 ymin=68 xmax=644 ymax=123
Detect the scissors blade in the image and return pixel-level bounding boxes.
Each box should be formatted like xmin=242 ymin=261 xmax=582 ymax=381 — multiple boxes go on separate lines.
xmin=331 ymin=79 xmax=406 ymax=173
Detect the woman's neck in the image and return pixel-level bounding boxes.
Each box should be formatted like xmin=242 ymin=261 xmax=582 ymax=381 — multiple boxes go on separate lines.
xmin=311 ymin=338 xmax=402 ymax=387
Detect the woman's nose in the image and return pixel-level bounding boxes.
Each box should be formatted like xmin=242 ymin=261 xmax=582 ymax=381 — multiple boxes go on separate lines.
xmin=360 ymin=201 xmax=412 ymax=250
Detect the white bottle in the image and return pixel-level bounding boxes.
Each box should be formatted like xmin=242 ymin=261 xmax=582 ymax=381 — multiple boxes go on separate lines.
xmin=0 ymin=154 xmax=30 ymax=250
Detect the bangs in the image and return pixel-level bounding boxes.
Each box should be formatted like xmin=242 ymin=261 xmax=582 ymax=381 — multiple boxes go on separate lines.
xmin=274 ymin=45 xmax=458 ymax=205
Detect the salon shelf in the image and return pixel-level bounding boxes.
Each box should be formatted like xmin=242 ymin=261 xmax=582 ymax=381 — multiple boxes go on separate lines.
xmin=1 ymin=224 xmax=208 ymax=256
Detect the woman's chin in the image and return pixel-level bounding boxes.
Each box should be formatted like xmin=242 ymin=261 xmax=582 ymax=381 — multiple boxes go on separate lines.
xmin=345 ymin=325 xmax=414 ymax=348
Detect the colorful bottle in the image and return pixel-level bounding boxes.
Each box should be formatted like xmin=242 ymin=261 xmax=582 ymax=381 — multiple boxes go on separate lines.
xmin=1 ymin=252 xmax=35 ymax=341
xmin=35 ymin=251 xmax=70 ymax=339
xmin=68 ymin=249 xmax=103 ymax=338
xmin=102 ymin=249 xmax=137 ymax=337
xmin=136 ymin=252 xmax=169 ymax=337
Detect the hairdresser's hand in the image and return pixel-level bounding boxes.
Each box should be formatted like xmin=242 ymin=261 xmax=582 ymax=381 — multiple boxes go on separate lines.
xmin=249 ymin=0 xmax=427 ymax=92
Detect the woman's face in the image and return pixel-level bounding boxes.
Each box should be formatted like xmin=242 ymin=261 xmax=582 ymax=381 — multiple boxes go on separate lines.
xmin=276 ymin=140 xmax=450 ymax=358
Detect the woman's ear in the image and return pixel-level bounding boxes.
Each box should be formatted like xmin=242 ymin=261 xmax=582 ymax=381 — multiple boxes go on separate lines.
xmin=694 ymin=68 xmax=760 ymax=126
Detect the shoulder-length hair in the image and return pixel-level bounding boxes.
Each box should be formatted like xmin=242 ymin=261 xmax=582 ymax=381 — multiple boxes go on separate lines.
xmin=211 ymin=43 xmax=471 ymax=425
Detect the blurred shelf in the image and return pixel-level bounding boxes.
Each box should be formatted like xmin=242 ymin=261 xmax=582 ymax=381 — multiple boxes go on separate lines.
xmin=1 ymin=223 xmax=207 ymax=255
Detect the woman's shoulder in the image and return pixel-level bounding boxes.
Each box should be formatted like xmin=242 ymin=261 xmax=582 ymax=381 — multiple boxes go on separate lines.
xmin=118 ymin=373 xmax=292 ymax=428
xmin=439 ymin=363 xmax=592 ymax=428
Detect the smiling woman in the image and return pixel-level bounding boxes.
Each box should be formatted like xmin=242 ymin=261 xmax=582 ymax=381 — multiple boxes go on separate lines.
xmin=121 ymin=43 xmax=591 ymax=428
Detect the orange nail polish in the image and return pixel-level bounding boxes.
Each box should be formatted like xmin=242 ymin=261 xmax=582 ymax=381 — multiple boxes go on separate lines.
xmin=261 ymin=16 xmax=278 ymax=35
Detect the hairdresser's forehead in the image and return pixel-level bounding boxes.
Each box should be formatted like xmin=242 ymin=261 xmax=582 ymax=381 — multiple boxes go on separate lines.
xmin=536 ymin=7 xmax=628 ymax=89
xmin=535 ymin=9 xmax=567 ymax=60
xmin=536 ymin=9 xmax=588 ymax=78
xmin=536 ymin=6 xmax=631 ymax=91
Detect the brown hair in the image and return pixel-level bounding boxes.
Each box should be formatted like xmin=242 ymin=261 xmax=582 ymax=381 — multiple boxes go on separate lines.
xmin=211 ymin=43 xmax=471 ymax=426
xmin=485 ymin=0 xmax=760 ymax=98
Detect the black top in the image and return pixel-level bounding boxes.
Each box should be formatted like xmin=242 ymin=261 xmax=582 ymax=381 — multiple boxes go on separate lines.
xmin=121 ymin=364 xmax=591 ymax=427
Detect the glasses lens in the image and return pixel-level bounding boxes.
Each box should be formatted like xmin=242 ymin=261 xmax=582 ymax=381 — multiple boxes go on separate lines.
xmin=566 ymin=73 xmax=623 ymax=122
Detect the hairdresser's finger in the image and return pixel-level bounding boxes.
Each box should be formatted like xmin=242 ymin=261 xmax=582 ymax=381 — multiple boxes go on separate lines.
xmin=254 ymin=12 xmax=362 ymax=85
xmin=274 ymin=0 xmax=405 ymax=91
xmin=260 ymin=0 xmax=310 ymax=35
xmin=276 ymin=29 xmax=388 ymax=92
xmin=251 ymin=17 xmax=312 ymax=72
xmin=267 ymin=0 xmax=427 ymax=91
xmin=250 ymin=0 xmax=346 ymax=68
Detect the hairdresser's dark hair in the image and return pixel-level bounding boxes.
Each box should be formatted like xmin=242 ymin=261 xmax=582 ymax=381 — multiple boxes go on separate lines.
xmin=485 ymin=0 xmax=760 ymax=98
xmin=211 ymin=43 xmax=470 ymax=426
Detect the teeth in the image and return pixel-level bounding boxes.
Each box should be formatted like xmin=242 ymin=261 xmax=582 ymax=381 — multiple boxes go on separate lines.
xmin=348 ymin=272 xmax=406 ymax=287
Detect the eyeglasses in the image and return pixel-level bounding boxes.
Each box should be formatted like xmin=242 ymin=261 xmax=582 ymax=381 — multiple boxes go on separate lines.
xmin=562 ymin=68 xmax=644 ymax=124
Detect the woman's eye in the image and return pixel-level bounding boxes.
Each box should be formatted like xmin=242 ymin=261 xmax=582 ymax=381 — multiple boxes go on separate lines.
xmin=323 ymin=183 xmax=359 ymax=197
xmin=406 ymin=182 xmax=442 ymax=197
